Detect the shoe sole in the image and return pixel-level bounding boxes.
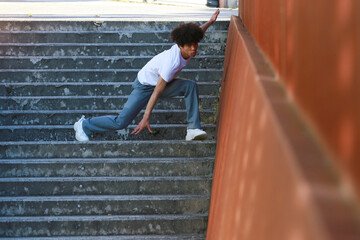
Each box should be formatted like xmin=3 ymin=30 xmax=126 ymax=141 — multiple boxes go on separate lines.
xmin=186 ymin=133 xmax=208 ymax=141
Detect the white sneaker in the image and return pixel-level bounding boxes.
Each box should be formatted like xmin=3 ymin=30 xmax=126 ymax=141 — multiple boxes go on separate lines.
xmin=74 ymin=115 xmax=89 ymax=142
xmin=186 ymin=129 xmax=208 ymax=141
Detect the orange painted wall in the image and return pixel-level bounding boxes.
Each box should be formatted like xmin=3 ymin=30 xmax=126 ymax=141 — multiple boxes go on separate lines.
xmin=239 ymin=0 xmax=360 ymax=199
xmin=207 ymin=16 xmax=360 ymax=240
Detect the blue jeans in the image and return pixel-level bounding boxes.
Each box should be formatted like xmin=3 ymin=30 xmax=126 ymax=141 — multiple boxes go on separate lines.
xmin=82 ymin=78 xmax=201 ymax=135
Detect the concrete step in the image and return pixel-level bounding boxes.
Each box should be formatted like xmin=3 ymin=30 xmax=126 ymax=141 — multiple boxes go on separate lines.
xmin=0 ymin=124 xmax=216 ymax=141
xmin=0 ymin=140 xmax=217 ymax=159
xmin=0 ymin=43 xmax=225 ymax=57
xmin=0 ymin=20 xmax=229 ymax=32
xmin=0 ymin=55 xmax=224 ymax=70
xmin=0 ymin=109 xmax=217 ymax=125
xmin=0 ymin=157 xmax=214 ymax=178
xmin=0 ymin=235 xmax=206 ymax=240
xmin=0 ymin=82 xmax=220 ymax=97
xmin=0 ymin=214 xmax=207 ymax=237
xmin=0 ymin=69 xmax=223 ymax=83
xmin=0 ymin=176 xmax=212 ymax=196
xmin=1 ymin=95 xmax=218 ymax=111
xmin=0 ymin=195 xmax=210 ymax=216
xmin=0 ymin=235 xmax=205 ymax=240
xmin=0 ymin=31 xmax=227 ymax=44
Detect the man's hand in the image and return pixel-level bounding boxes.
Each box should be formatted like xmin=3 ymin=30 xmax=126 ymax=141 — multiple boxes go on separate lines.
xmin=201 ymin=9 xmax=220 ymax=33
xmin=131 ymin=116 xmax=152 ymax=135
xmin=210 ymin=9 xmax=220 ymax=24
xmin=131 ymin=77 xmax=167 ymax=136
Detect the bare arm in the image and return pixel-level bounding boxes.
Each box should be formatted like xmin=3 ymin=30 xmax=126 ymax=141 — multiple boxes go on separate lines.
xmin=131 ymin=76 xmax=167 ymax=135
xmin=200 ymin=9 xmax=220 ymax=33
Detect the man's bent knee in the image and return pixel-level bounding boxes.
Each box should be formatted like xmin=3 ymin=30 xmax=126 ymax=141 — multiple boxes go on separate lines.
xmin=114 ymin=108 xmax=137 ymax=130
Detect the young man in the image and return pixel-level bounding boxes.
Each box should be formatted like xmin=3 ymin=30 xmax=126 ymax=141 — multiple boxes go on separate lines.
xmin=74 ymin=9 xmax=220 ymax=142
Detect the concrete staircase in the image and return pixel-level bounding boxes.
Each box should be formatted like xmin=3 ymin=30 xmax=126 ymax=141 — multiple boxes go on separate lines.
xmin=0 ymin=20 xmax=228 ymax=239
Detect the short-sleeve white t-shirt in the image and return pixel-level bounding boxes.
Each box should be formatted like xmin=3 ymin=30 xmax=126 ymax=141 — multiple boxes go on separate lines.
xmin=137 ymin=44 xmax=191 ymax=86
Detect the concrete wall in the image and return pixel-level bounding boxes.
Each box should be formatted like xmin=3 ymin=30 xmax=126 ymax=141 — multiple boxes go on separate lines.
xmin=238 ymin=0 xmax=360 ymax=199
xmin=207 ymin=15 xmax=360 ymax=240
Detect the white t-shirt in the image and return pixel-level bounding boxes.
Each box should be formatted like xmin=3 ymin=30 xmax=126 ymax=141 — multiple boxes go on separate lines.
xmin=137 ymin=44 xmax=191 ymax=86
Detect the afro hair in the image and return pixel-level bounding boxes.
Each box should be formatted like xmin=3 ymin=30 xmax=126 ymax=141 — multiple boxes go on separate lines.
xmin=171 ymin=23 xmax=204 ymax=47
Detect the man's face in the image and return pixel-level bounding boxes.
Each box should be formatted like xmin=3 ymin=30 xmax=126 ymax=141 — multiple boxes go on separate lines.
xmin=179 ymin=42 xmax=199 ymax=59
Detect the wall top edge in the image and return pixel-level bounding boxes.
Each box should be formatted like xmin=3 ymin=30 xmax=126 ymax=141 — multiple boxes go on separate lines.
xmin=230 ymin=16 xmax=275 ymax=80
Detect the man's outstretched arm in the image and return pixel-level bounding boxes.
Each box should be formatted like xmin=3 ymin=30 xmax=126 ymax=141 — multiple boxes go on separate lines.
xmin=200 ymin=9 xmax=220 ymax=34
xmin=131 ymin=76 xmax=167 ymax=135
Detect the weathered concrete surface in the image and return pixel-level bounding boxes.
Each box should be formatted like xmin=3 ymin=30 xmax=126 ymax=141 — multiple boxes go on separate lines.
xmin=0 ymin=157 xmax=214 ymax=177
xmin=0 ymin=43 xmax=225 ymax=57
xmin=0 ymin=69 xmax=223 ymax=83
xmin=0 ymin=0 xmax=236 ymax=21
xmin=207 ymin=16 xmax=360 ymax=240
xmin=0 ymin=140 xmax=217 ymax=158
xmin=0 ymin=56 xmax=224 ymax=69
xmin=239 ymin=0 xmax=360 ymax=201
xmin=0 ymin=31 xmax=227 ymax=44
xmin=1 ymin=95 xmax=218 ymax=110
xmin=0 ymin=195 xmax=211 ymax=216
xmin=0 ymin=124 xmax=216 ymax=141
xmin=0 ymin=176 xmax=212 ymax=196
xmin=0 ymin=82 xmax=220 ymax=96
xmin=0 ymin=214 xmax=208 ymax=237
xmin=0 ymin=20 xmax=229 ymax=31
xmin=0 ymin=9 xmax=228 ymax=238
xmin=0 ymin=109 xmax=216 ymax=125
